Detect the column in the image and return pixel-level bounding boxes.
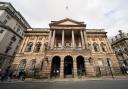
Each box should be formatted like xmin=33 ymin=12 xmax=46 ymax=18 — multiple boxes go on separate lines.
xmin=80 ymin=30 xmax=85 ymax=49
xmin=60 ymin=59 xmax=64 ymax=79
xmin=72 ymin=30 xmax=75 ymax=49
xmin=73 ymin=59 xmax=78 ymax=78
xmin=62 ymin=30 xmax=64 ymax=49
xmin=51 ymin=30 xmax=55 ymax=49
xmin=48 ymin=30 xmax=52 ymax=48
xmin=83 ymin=30 xmax=88 ymax=48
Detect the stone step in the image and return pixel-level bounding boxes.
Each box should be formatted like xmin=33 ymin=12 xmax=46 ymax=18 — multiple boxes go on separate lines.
xmin=65 ymin=75 xmax=73 ymax=78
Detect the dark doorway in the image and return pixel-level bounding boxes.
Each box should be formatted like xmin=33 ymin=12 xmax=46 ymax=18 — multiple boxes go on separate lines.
xmin=64 ymin=56 xmax=73 ymax=78
xmin=76 ymin=56 xmax=86 ymax=77
xmin=51 ymin=56 xmax=60 ymax=78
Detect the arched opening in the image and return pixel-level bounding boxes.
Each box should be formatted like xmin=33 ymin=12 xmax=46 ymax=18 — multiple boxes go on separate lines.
xmin=50 ymin=56 xmax=60 ymax=78
xmin=64 ymin=56 xmax=73 ymax=78
xmin=25 ymin=42 xmax=33 ymax=52
xmin=100 ymin=42 xmax=106 ymax=52
xmin=93 ymin=42 xmax=99 ymax=52
xmin=34 ymin=42 xmax=42 ymax=53
xmin=18 ymin=59 xmax=27 ymax=71
xmin=76 ymin=56 xmax=86 ymax=77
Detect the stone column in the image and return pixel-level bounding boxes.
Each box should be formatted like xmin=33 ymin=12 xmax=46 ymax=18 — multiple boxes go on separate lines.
xmin=80 ymin=30 xmax=85 ymax=49
xmin=62 ymin=30 xmax=64 ymax=49
xmin=83 ymin=30 xmax=88 ymax=48
xmin=72 ymin=30 xmax=75 ymax=49
xmin=51 ymin=30 xmax=55 ymax=49
xmin=48 ymin=30 xmax=52 ymax=48
xmin=60 ymin=58 xmax=64 ymax=79
xmin=73 ymin=58 xmax=78 ymax=78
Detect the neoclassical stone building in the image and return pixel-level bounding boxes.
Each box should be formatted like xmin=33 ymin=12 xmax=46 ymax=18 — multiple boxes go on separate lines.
xmin=12 ymin=18 xmax=120 ymax=79
xmin=0 ymin=2 xmax=30 ymax=71
xmin=111 ymin=30 xmax=128 ymax=74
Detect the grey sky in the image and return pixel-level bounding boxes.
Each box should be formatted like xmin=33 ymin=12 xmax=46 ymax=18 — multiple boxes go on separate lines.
xmin=2 ymin=0 xmax=128 ymax=37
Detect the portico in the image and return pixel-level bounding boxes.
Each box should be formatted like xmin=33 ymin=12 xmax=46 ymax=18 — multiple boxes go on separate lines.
xmin=44 ymin=18 xmax=94 ymax=79
xmin=48 ymin=18 xmax=88 ymax=50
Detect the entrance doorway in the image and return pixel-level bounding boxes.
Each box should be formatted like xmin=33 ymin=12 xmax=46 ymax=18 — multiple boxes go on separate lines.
xmin=64 ymin=56 xmax=73 ymax=78
xmin=76 ymin=56 xmax=86 ymax=77
xmin=50 ymin=56 xmax=60 ymax=78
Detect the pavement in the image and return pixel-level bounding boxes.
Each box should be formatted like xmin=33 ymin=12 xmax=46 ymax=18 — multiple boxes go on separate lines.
xmin=0 ymin=75 xmax=128 ymax=83
xmin=0 ymin=80 xmax=128 ymax=89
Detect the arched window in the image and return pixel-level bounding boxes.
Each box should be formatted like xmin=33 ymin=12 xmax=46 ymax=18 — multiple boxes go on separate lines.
xmin=30 ymin=59 xmax=36 ymax=70
xmin=100 ymin=42 xmax=106 ymax=52
xmin=93 ymin=42 xmax=99 ymax=52
xmin=25 ymin=42 xmax=33 ymax=52
xmin=19 ymin=59 xmax=26 ymax=71
xmin=34 ymin=42 xmax=41 ymax=52
xmin=88 ymin=57 xmax=93 ymax=65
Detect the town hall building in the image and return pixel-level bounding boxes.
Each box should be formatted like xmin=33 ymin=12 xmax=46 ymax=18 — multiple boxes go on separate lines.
xmin=12 ymin=18 xmax=120 ymax=79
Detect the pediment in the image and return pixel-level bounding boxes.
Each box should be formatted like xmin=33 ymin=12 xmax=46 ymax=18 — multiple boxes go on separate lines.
xmin=58 ymin=20 xmax=79 ymax=25
xmin=49 ymin=18 xmax=86 ymax=27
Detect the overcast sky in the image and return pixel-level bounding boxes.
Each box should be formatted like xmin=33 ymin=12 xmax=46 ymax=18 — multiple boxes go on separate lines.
xmin=2 ymin=0 xmax=128 ymax=37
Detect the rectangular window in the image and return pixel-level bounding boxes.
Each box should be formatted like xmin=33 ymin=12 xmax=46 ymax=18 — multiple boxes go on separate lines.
xmin=98 ymin=58 xmax=103 ymax=66
xmin=5 ymin=46 xmax=12 ymax=53
xmin=9 ymin=41 xmax=13 ymax=46
xmin=16 ymin=28 xmax=20 ymax=32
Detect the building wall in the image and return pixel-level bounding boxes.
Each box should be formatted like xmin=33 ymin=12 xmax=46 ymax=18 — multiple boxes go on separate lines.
xmin=0 ymin=10 xmax=25 ymax=37
xmin=12 ymin=29 xmax=120 ymax=78
xmin=0 ymin=2 xmax=30 ymax=71
xmin=0 ymin=27 xmax=20 ymax=56
xmin=87 ymin=32 xmax=120 ymax=75
xmin=0 ymin=27 xmax=7 ymax=42
xmin=12 ymin=29 xmax=49 ymax=76
xmin=111 ymin=30 xmax=128 ymax=74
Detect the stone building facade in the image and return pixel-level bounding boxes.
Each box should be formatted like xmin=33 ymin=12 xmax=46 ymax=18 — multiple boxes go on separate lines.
xmin=0 ymin=2 xmax=30 ymax=71
xmin=111 ymin=30 xmax=128 ymax=74
xmin=12 ymin=18 xmax=120 ymax=79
